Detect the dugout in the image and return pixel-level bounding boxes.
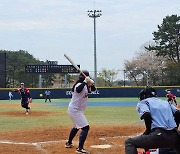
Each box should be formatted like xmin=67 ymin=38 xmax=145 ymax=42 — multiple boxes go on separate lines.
xmin=0 ymin=86 xmax=180 ymax=100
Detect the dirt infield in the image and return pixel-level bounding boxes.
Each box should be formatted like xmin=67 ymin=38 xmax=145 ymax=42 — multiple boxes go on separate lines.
xmin=0 ymin=110 xmax=145 ymax=154
xmin=0 ymin=110 xmax=55 ymax=117
xmin=0 ymin=105 xmax=179 ymax=154
xmin=0 ymin=125 xmax=145 ymax=154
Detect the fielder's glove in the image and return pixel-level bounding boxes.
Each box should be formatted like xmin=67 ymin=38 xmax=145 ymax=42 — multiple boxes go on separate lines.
xmin=28 ymin=98 xmax=32 ymax=103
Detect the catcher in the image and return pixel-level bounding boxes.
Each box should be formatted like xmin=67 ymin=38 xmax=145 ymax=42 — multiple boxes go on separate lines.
xmin=125 ymin=86 xmax=180 ymax=154
xmin=14 ymin=82 xmax=32 ymax=115
xmin=65 ymin=70 xmax=96 ymax=154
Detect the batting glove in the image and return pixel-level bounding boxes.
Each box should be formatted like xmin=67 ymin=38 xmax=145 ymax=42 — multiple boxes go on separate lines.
xmin=84 ymin=76 xmax=91 ymax=83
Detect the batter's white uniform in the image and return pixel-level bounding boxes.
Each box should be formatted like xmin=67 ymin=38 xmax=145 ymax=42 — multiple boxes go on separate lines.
xmin=68 ymin=83 xmax=89 ymax=129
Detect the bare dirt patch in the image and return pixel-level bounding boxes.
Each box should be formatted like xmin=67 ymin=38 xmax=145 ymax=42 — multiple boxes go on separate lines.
xmin=0 ymin=103 xmax=43 ymax=108
xmin=0 ymin=110 xmax=55 ymax=117
xmin=0 ymin=125 xmax=145 ymax=154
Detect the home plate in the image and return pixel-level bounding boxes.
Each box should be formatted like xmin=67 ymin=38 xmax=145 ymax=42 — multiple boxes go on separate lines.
xmin=91 ymin=144 xmax=111 ymax=149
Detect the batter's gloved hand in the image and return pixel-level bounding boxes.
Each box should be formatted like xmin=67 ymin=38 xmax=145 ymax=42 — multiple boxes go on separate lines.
xmin=89 ymin=79 xmax=94 ymax=86
xmin=84 ymin=76 xmax=91 ymax=83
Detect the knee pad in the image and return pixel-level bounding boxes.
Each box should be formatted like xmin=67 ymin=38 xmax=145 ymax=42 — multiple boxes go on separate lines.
xmin=73 ymin=127 xmax=79 ymax=131
xmin=72 ymin=127 xmax=79 ymax=132
xmin=81 ymin=125 xmax=90 ymax=131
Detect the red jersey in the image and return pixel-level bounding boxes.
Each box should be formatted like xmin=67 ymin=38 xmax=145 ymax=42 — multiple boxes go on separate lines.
xmin=166 ymin=93 xmax=175 ymax=100
xmin=16 ymin=88 xmax=31 ymax=99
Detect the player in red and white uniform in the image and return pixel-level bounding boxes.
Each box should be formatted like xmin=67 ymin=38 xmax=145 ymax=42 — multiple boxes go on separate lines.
xmin=166 ymin=90 xmax=177 ymax=106
xmin=65 ymin=70 xmax=96 ymax=154
xmin=14 ymin=82 xmax=32 ymax=114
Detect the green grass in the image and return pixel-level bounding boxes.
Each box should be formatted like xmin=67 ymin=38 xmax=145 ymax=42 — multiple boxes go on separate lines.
xmin=86 ymin=106 xmax=138 ymax=125
xmin=44 ymin=97 xmax=139 ymax=103
xmin=88 ymin=97 xmax=139 ymax=102
xmin=1 ymin=97 xmax=178 ymax=132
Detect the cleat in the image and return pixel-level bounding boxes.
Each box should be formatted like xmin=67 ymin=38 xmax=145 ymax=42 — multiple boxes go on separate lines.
xmin=65 ymin=142 xmax=74 ymax=148
xmin=76 ymin=148 xmax=90 ymax=154
xmin=26 ymin=112 xmax=29 ymax=115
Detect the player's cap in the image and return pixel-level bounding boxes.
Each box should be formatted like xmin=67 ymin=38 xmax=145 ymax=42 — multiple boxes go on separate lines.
xmin=20 ymin=82 xmax=24 ymax=85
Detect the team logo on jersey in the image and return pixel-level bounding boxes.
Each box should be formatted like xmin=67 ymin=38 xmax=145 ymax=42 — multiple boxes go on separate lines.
xmin=83 ymin=93 xmax=88 ymax=98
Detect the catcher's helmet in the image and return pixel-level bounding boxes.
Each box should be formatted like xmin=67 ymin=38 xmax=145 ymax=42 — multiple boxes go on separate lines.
xmin=79 ymin=70 xmax=89 ymax=80
xmin=139 ymin=86 xmax=157 ymax=100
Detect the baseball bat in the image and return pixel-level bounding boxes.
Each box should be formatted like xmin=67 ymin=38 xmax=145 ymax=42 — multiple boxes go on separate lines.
xmin=64 ymin=54 xmax=87 ymax=77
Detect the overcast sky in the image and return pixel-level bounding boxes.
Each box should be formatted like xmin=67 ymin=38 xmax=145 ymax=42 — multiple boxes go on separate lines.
xmin=0 ymin=0 xmax=180 ymax=77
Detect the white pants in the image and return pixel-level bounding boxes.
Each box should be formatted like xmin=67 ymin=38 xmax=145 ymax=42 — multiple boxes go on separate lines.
xmin=68 ymin=108 xmax=89 ymax=129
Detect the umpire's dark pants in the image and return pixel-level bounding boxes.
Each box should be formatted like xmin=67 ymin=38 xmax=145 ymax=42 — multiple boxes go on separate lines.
xmin=45 ymin=95 xmax=51 ymax=102
xmin=125 ymin=128 xmax=180 ymax=154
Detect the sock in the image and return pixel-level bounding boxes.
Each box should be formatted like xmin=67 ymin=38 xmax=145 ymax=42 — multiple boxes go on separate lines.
xmin=68 ymin=128 xmax=79 ymax=144
xmin=79 ymin=129 xmax=89 ymax=149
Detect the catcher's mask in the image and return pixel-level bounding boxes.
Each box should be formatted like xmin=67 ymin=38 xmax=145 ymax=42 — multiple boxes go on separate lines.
xmin=79 ymin=70 xmax=89 ymax=80
xmin=139 ymin=86 xmax=157 ymax=101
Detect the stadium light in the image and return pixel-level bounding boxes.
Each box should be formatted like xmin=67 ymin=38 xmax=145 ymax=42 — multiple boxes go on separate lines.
xmin=87 ymin=10 xmax=102 ymax=86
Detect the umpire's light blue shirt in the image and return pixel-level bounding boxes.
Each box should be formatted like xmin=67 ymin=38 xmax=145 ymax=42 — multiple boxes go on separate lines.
xmin=136 ymin=97 xmax=178 ymax=130
xmin=45 ymin=90 xmax=51 ymax=95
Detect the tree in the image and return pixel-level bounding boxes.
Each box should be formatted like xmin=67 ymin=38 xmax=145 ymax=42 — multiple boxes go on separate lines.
xmin=146 ymin=14 xmax=180 ymax=63
xmin=124 ymin=45 xmax=167 ymax=86
xmin=0 ymin=50 xmax=52 ymax=87
xmin=4 ymin=50 xmax=40 ymax=87
xmin=124 ymin=58 xmax=142 ymax=86
xmin=145 ymin=14 xmax=180 ymax=85
xmin=97 ymin=68 xmax=118 ymax=87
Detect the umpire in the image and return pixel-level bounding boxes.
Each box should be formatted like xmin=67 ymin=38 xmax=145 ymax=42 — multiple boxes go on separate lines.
xmin=44 ymin=89 xmax=51 ymax=102
xmin=125 ymin=86 xmax=180 ymax=154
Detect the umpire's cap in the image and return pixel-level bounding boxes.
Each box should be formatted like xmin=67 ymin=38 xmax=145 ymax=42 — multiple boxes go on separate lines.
xmin=139 ymin=86 xmax=157 ymax=100
xmin=79 ymin=70 xmax=89 ymax=80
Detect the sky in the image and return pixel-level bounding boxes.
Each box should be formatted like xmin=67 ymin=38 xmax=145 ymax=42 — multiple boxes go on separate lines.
xmin=0 ymin=0 xmax=180 ymax=78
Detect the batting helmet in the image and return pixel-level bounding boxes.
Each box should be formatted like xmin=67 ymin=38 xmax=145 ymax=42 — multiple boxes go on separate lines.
xmin=79 ymin=70 xmax=89 ymax=80
xmin=139 ymin=86 xmax=157 ymax=100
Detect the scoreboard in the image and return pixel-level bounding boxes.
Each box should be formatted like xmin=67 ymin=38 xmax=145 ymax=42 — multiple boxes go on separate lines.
xmin=25 ymin=65 xmax=80 ymax=74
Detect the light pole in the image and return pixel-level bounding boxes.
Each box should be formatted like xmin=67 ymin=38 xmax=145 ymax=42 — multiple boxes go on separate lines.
xmin=88 ymin=10 xmax=102 ymax=86
xmin=123 ymin=70 xmax=126 ymax=87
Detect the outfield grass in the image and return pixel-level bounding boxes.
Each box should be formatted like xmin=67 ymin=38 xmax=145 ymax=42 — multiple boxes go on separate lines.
xmin=26 ymin=97 xmax=139 ymax=103
xmin=0 ymin=97 xmax=178 ymax=132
